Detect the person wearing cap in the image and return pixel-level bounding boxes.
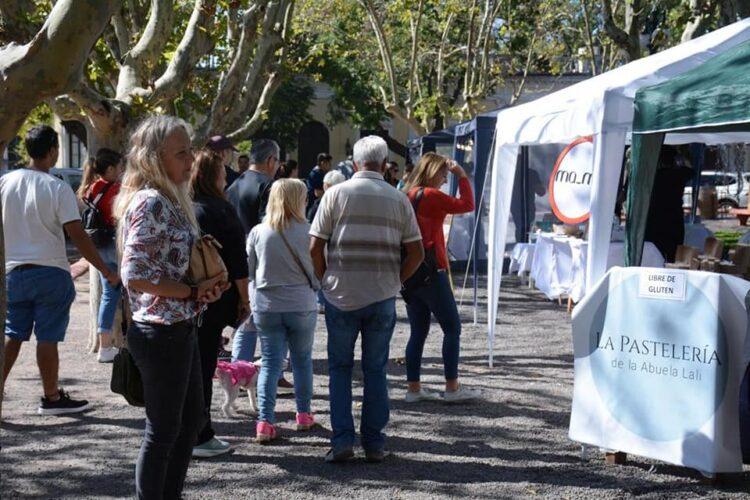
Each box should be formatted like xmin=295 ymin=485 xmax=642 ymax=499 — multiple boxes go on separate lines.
xmin=206 ymin=135 xmax=240 ymax=189
xmin=306 ymin=152 xmax=332 ymax=212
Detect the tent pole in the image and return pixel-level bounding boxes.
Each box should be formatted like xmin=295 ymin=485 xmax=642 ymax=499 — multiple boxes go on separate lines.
xmin=459 ymin=129 xmax=497 ymax=317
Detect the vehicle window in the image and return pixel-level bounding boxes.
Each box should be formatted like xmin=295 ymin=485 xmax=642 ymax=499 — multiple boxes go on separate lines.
xmin=723 ymin=175 xmax=737 ymax=186
xmin=699 ymin=174 xmax=715 ymax=187
xmin=68 ymin=174 xmax=82 ymax=194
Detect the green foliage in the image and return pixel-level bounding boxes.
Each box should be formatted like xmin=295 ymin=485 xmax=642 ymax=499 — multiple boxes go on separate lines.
xmin=252 ymin=76 xmax=315 ymax=151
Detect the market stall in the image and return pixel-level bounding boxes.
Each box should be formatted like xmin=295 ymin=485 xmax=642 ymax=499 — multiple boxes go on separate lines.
xmin=486 ymin=19 xmax=750 ymax=366
xmin=626 ymin=38 xmax=750 ymax=266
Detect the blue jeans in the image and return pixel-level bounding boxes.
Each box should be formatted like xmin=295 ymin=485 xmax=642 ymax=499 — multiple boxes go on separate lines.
xmin=325 ymin=297 xmax=396 ymax=452
xmin=97 ymin=259 xmax=122 ymax=333
xmin=405 ymin=271 xmax=461 ymax=382
xmin=254 ymin=311 xmax=316 ymax=423
xmin=231 ymin=323 xmax=258 ymax=362
xmin=233 ymin=319 xmax=290 ymax=380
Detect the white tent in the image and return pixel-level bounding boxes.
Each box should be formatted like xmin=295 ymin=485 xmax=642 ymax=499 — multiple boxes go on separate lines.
xmin=487 ymin=19 xmax=750 ymax=366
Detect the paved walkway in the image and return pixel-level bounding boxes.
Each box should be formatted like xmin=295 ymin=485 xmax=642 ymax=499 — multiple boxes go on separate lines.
xmin=1 ymin=277 xmax=748 ymax=498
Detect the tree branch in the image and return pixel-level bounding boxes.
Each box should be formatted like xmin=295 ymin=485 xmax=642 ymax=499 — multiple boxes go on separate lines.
xmin=601 ymin=0 xmax=641 ymax=61
xmin=0 ymin=0 xmax=119 ymax=151
xmin=152 ymin=0 xmax=218 ymax=102
xmin=359 ymin=0 xmax=400 ymax=107
xmin=116 ymin=0 xmax=175 ymax=100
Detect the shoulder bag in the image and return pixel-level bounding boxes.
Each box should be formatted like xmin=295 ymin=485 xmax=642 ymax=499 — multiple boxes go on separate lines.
xmin=401 ymin=187 xmax=440 ymax=299
xmin=187 ymin=234 xmax=228 ymax=285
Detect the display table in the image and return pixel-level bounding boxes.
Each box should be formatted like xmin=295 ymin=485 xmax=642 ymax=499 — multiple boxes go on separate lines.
xmin=529 ymin=233 xmax=664 ymax=301
xmin=570 ymin=267 xmax=750 ymax=473
xmin=529 ymin=233 xmax=575 ymax=299
xmin=508 ymin=243 xmax=536 ymax=280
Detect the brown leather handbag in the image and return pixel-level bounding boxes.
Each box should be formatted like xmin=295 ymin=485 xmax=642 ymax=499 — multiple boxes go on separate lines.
xmin=187 ymin=234 xmax=227 ymax=284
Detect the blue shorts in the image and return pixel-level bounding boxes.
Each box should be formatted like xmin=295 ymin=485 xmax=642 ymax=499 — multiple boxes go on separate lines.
xmin=5 ymin=265 xmax=76 ymax=343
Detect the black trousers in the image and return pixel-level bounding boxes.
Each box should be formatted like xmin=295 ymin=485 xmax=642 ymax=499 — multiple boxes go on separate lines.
xmin=128 ymin=320 xmax=205 ymax=500
xmin=196 ymin=286 xmax=239 ymax=445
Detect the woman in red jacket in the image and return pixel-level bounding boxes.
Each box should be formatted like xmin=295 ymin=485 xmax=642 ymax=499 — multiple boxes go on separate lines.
xmin=403 ymin=152 xmax=481 ymax=403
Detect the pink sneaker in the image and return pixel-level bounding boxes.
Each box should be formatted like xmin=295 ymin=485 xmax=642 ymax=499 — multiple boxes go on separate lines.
xmin=296 ymin=412 xmax=315 ymax=431
xmin=255 ymin=421 xmax=277 ymax=443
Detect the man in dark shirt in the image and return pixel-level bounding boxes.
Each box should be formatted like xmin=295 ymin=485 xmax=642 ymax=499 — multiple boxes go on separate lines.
xmin=307 ymin=152 xmax=332 ymax=211
xmin=226 ymin=139 xmax=279 ymax=234
xmin=206 ymin=135 xmax=240 ymax=189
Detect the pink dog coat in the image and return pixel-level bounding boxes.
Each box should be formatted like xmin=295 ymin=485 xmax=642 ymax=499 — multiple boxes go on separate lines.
xmin=215 ymin=360 xmax=258 ymax=386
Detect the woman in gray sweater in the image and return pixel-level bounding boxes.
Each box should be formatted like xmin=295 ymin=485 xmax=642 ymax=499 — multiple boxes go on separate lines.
xmin=248 ymin=179 xmax=319 ymax=442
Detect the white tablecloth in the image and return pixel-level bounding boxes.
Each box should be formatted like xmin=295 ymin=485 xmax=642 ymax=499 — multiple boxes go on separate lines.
xmin=508 ymin=243 xmax=535 ymax=276
xmin=530 ymin=233 xmax=665 ymax=301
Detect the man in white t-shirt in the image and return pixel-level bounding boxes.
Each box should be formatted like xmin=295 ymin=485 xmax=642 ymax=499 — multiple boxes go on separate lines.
xmin=1 ymin=125 xmax=119 ymax=415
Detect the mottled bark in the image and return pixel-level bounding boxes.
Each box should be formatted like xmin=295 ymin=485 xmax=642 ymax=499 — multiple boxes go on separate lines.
xmin=0 ymin=0 xmax=119 ymax=151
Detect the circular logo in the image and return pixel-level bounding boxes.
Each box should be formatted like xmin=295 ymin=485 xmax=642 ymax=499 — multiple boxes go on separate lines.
xmin=548 ymin=136 xmax=594 ymax=224
xmin=586 ymin=276 xmax=728 ymax=441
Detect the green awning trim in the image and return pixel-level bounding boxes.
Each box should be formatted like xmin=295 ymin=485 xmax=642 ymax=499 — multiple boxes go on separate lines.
xmin=633 ymin=40 xmax=750 ymax=135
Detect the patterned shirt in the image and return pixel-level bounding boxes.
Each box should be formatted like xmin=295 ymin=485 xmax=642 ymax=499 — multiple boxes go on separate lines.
xmin=121 ymin=189 xmax=198 ymax=325
xmin=310 ymin=170 xmax=422 ymax=311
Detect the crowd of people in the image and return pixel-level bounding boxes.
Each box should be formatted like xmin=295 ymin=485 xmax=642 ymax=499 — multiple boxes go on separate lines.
xmin=1 ymin=117 xmax=481 ymax=499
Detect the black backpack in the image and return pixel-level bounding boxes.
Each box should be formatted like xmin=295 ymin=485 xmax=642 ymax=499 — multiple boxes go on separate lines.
xmin=82 ymin=183 xmax=115 ymax=247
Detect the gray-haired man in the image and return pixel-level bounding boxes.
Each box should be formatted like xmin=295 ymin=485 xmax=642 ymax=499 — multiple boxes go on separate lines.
xmin=310 ymin=135 xmax=424 ymax=463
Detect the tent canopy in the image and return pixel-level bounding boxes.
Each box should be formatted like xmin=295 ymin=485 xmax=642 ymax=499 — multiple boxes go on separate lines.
xmin=487 ymin=18 xmax=750 ymax=367
xmin=626 ymin=39 xmax=750 ymax=266
xmin=634 ymin=39 xmax=750 ymax=135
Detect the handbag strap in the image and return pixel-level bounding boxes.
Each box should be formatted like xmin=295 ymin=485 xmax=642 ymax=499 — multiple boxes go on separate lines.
xmin=279 ymin=230 xmax=317 ymax=290
xmin=87 ymin=181 xmax=113 ymax=209
xmin=410 ymin=187 xmax=425 ymax=215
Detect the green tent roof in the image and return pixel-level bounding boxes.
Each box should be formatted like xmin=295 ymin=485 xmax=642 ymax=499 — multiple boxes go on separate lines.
xmin=633 ymin=39 xmax=750 ymax=135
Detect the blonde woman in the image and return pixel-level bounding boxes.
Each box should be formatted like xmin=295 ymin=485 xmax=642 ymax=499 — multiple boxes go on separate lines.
xmin=114 ymin=115 xmax=226 ymax=499
xmin=247 ymin=178 xmax=319 ymax=442
xmin=402 ymin=152 xmax=480 ymax=403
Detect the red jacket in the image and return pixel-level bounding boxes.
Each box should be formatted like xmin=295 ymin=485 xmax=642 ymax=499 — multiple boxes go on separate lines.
xmin=408 ymin=176 xmax=475 ymax=270
xmin=88 ymin=179 xmax=121 ymax=228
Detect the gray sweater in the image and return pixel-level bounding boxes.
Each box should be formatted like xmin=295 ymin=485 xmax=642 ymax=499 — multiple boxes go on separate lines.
xmin=247 ymin=220 xmax=319 ymax=291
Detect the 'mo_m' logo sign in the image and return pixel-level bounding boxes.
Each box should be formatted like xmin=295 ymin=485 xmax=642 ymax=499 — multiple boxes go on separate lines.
xmin=548 ymin=136 xmax=594 ymax=224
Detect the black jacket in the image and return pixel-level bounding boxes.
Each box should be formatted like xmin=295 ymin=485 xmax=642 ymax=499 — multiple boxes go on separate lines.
xmin=193 ymin=193 xmax=249 ymax=282
xmin=225 ymin=165 xmax=240 ymax=190
xmin=225 ymin=169 xmax=273 ymax=236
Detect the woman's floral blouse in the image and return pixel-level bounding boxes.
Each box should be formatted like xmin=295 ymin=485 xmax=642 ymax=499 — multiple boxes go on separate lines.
xmin=121 ymin=189 xmax=198 ymax=325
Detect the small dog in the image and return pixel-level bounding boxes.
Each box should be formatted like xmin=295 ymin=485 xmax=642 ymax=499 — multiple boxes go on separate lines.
xmin=215 ymin=360 xmax=260 ymax=417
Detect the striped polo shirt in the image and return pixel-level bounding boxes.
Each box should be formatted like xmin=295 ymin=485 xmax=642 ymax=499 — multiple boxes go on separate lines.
xmin=310 ymin=170 xmax=422 ymax=311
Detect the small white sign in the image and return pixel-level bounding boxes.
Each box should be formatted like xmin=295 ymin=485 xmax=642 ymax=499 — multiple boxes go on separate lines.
xmin=638 ymin=269 xmax=686 ymax=301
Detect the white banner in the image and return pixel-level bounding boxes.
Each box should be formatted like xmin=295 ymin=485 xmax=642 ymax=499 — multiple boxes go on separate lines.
xmin=570 ymin=267 xmax=750 ymax=473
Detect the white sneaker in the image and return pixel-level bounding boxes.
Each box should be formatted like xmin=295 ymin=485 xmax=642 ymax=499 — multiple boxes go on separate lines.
xmin=404 ymin=389 xmax=442 ymax=403
xmin=443 ymin=386 xmax=481 ymax=403
xmin=192 ymin=437 xmax=232 ymax=458
xmin=97 ymin=347 xmax=118 ymax=363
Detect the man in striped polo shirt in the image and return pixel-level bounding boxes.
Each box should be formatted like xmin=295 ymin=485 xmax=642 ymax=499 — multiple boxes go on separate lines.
xmin=310 ymin=135 xmax=424 ymax=464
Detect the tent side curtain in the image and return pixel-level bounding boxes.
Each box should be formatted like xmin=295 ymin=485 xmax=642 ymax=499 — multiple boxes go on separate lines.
xmin=625 ymin=133 xmax=666 ymax=267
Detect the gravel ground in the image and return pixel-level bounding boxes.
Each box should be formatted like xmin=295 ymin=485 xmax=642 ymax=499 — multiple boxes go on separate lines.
xmin=1 ymin=275 xmax=748 ymax=499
